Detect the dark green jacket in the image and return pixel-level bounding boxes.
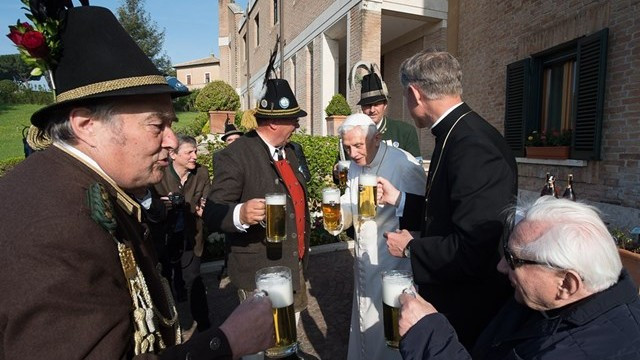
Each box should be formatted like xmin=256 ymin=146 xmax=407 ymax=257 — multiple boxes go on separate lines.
xmin=379 ymin=116 xmax=421 ymax=158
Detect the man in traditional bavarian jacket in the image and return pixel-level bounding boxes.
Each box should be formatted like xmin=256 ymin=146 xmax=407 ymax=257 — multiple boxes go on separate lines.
xmin=358 ymin=71 xmax=422 ymax=160
xmin=203 ymin=69 xmax=311 ymax=318
xmin=0 ymin=3 xmax=274 ymax=359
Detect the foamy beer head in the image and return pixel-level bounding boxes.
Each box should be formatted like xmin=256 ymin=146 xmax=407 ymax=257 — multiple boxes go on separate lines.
xmin=382 ymin=270 xmax=413 ymax=349
xmin=382 ymin=270 xmax=413 ymax=307
xmin=256 ymin=266 xmax=293 ymax=308
xmin=255 ymin=266 xmax=298 ymax=357
xmin=322 ymin=188 xmax=341 ymax=204
xmin=265 ymin=193 xmax=286 ymax=243
xmin=358 ymin=173 xmax=377 ymax=221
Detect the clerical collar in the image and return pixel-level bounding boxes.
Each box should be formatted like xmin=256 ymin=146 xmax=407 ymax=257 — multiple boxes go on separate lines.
xmin=431 ymin=102 xmax=464 ymax=130
xmin=53 ymin=141 xmax=142 ymax=221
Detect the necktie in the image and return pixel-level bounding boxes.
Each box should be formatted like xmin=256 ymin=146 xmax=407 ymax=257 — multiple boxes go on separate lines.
xmin=275 ymin=148 xmax=284 ymax=161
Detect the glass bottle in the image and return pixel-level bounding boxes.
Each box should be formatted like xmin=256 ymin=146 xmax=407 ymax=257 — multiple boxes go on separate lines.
xmin=540 ymin=172 xmax=553 ymax=197
xmin=562 ymin=174 xmax=576 ymax=201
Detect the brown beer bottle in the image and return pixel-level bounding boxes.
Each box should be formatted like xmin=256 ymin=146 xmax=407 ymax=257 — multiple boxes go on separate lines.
xmin=562 ymin=174 xmax=576 ymax=201
xmin=540 ymin=172 xmax=554 ymax=197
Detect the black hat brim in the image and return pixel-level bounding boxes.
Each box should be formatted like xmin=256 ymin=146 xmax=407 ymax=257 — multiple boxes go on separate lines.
xmin=221 ymin=130 xmax=244 ymax=141
xmin=357 ymin=94 xmax=388 ymax=106
xmin=31 ymin=83 xmax=187 ymax=127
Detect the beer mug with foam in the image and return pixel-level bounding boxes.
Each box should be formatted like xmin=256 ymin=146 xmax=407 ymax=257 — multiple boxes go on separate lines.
xmin=255 ymin=266 xmax=298 ymax=358
xmin=265 ymin=193 xmax=286 ymax=243
xmin=358 ymin=173 xmax=377 ymax=221
xmin=321 ymin=187 xmax=342 ymax=235
xmin=337 ymin=160 xmax=350 ymax=190
xmin=382 ymin=270 xmax=413 ymax=349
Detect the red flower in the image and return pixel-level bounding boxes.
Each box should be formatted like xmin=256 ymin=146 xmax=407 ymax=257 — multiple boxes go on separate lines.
xmin=21 ymin=31 xmax=49 ymax=59
xmin=6 ymin=26 xmax=23 ymax=46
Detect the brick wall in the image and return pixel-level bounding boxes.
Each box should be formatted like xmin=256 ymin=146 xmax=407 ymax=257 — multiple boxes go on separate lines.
xmin=458 ymin=0 xmax=640 ymax=208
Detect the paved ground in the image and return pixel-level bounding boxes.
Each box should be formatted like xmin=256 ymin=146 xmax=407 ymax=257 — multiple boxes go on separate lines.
xmin=178 ymin=246 xmax=355 ymax=359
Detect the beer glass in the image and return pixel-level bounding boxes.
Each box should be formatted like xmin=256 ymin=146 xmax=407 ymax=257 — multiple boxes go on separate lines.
xmin=255 ymin=266 xmax=298 ymax=358
xmin=321 ymin=187 xmax=342 ymax=236
xmin=358 ymin=173 xmax=377 ymax=221
xmin=265 ymin=193 xmax=286 ymax=243
xmin=337 ymin=160 xmax=350 ymax=190
xmin=382 ymin=270 xmax=413 ymax=349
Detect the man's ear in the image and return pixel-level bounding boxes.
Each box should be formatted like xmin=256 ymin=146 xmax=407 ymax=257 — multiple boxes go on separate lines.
xmin=68 ymin=108 xmax=98 ymax=147
xmin=407 ymin=84 xmax=423 ymax=105
xmin=556 ymin=270 xmax=582 ymax=300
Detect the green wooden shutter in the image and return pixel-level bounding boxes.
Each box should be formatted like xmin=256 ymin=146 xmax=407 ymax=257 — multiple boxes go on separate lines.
xmin=504 ymin=58 xmax=531 ymax=157
xmin=572 ymin=28 xmax=608 ymax=160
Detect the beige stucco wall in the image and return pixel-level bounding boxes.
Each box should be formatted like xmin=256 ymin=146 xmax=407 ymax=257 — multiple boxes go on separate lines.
xmin=176 ymin=63 xmax=221 ymax=90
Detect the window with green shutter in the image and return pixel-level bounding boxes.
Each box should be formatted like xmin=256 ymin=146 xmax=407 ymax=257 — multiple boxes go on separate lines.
xmin=504 ymin=28 xmax=608 ymax=160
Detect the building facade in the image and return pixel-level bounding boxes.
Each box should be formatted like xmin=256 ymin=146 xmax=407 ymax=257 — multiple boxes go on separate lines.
xmin=174 ymin=55 xmax=221 ymax=90
xmin=219 ymin=0 xmax=639 ymax=228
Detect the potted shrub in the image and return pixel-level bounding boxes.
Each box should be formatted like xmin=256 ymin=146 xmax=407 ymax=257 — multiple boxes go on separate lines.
xmin=195 ymin=80 xmax=240 ymax=134
xmin=525 ymin=129 xmax=572 ymax=159
xmin=613 ymin=228 xmax=640 ymax=287
xmin=325 ymin=94 xmax=352 ymax=135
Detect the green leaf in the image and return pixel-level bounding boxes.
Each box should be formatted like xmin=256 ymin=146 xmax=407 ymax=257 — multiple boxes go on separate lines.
xmin=30 ymin=68 xmax=42 ymax=77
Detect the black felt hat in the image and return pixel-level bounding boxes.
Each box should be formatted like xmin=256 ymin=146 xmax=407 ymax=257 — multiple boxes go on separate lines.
xmin=221 ymin=118 xmax=243 ymax=141
xmin=254 ymin=79 xmax=307 ymax=120
xmin=357 ymin=72 xmax=388 ymax=106
xmin=30 ymin=6 xmax=188 ymax=127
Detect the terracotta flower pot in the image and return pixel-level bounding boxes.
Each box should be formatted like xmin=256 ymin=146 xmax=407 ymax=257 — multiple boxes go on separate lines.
xmin=325 ymin=115 xmax=347 ymax=136
xmin=619 ymin=248 xmax=640 ymax=288
xmin=208 ymin=110 xmax=236 ymax=134
xmin=525 ymin=146 xmax=570 ymax=159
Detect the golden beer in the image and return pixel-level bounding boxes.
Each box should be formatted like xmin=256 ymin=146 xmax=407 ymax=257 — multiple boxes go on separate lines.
xmin=265 ymin=193 xmax=286 ymax=243
xmin=256 ymin=266 xmax=298 ymax=358
xmin=358 ymin=174 xmax=377 ymax=221
xmin=322 ymin=188 xmax=342 ymax=235
xmin=382 ymin=270 xmax=413 ymax=349
xmin=337 ymin=160 xmax=350 ymax=189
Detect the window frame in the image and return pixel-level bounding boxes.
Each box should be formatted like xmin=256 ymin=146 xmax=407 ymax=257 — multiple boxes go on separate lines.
xmin=504 ymin=28 xmax=608 ymax=160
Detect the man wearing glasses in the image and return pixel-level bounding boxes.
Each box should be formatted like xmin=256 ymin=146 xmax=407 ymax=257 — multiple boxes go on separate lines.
xmin=396 ymin=197 xmax=640 ymax=360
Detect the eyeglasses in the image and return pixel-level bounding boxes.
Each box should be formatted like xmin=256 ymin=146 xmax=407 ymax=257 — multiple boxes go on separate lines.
xmin=502 ymin=241 xmax=550 ymax=270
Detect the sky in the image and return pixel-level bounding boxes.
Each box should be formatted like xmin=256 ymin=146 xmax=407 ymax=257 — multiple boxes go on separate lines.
xmin=1 ymin=0 xmax=250 ymax=65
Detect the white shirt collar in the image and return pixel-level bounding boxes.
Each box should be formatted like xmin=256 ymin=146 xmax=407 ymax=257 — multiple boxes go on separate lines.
xmin=431 ymin=102 xmax=464 ymax=130
xmin=256 ymin=131 xmax=285 ymax=160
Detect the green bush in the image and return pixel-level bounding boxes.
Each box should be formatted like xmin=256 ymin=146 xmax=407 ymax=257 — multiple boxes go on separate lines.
xmin=325 ymin=94 xmax=352 ymax=116
xmin=0 ymin=157 xmax=23 ymax=177
xmin=195 ymin=80 xmax=240 ymax=112
xmin=173 ymin=89 xmax=200 ymax=112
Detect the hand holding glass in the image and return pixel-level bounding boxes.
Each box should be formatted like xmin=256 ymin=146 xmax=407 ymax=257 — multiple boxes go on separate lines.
xmin=255 ymin=266 xmax=298 ymax=358
xmin=382 ymin=270 xmax=413 ymax=349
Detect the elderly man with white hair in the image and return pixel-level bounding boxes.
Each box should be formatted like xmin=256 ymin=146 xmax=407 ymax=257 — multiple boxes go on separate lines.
xmin=336 ymin=114 xmax=427 ymax=360
xmin=397 ymin=197 xmax=640 ymax=360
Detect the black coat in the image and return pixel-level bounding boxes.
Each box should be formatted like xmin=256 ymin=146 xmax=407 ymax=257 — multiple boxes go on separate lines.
xmin=403 ymin=103 xmax=517 ymax=348
xmin=203 ymin=131 xmax=310 ymax=295
xmin=400 ymin=271 xmax=640 ymax=360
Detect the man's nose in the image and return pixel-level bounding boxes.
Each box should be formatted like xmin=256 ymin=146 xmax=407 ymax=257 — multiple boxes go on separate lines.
xmin=496 ymin=256 xmax=510 ymax=275
xmin=163 ymin=126 xmax=178 ymax=150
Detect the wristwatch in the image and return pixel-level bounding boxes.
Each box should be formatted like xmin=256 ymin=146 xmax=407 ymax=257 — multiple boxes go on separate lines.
xmin=403 ymin=241 xmax=412 ymax=258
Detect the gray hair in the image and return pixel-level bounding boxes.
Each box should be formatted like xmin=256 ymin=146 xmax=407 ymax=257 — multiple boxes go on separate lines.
xmin=514 ymin=197 xmax=622 ymax=292
xmin=45 ymin=101 xmax=120 ymax=143
xmin=337 ymin=123 xmax=377 ymax=141
xmin=399 ymin=50 xmax=463 ymax=100
xmin=175 ymin=134 xmax=197 ymax=150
